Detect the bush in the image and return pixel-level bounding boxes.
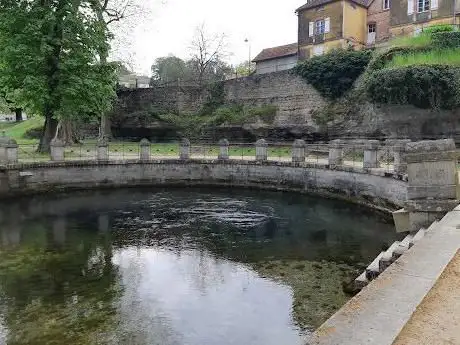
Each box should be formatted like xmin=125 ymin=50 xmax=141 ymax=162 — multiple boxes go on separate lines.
xmin=367 ymin=46 xmax=430 ymax=71
xmin=431 ymin=31 xmax=460 ymax=49
xmin=294 ymin=48 xmax=372 ymax=99
xmin=423 ymin=24 xmax=456 ymax=34
xmin=365 ymin=65 xmax=460 ymax=109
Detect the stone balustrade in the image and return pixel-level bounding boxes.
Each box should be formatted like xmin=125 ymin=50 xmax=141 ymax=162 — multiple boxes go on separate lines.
xmin=0 ymin=136 xmax=424 ymax=179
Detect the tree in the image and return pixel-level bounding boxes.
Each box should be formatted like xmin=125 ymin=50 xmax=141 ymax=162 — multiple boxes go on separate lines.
xmin=151 ymin=55 xmax=189 ymax=85
xmin=234 ymin=61 xmax=256 ymax=78
xmin=189 ymin=24 xmax=228 ymax=87
xmin=0 ymin=0 xmax=117 ymax=152
xmin=90 ymin=0 xmax=146 ymax=140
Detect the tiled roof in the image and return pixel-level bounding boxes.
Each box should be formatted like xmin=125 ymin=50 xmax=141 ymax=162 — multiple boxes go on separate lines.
xmin=252 ymin=43 xmax=298 ymax=62
xmin=296 ymin=0 xmax=370 ymax=12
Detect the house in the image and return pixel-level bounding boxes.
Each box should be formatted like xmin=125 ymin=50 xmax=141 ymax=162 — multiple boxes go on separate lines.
xmin=118 ymin=74 xmax=151 ymax=89
xmin=296 ymin=0 xmax=460 ymax=59
xmin=296 ymin=0 xmax=369 ymax=59
xmin=252 ymin=43 xmax=298 ymax=74
xmin=390 ymin=0 xmax=460 ymax=37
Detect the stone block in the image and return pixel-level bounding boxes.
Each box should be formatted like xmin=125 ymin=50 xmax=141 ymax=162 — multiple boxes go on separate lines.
xmin=256 ymin=139 xmax=268 ymax=162
xmin=180 ymin=138 xmax=191 ymax=160
xmin=409 ymin=212 xmax=442 ymax=232
xmin=393 ymin=208 xmax=410 ymax=233
xmin=407 ymin=185 xmax=457 ymax=200
xmin=218 ymin=139 xmax=229 ymax=160
xmin=139 ymin=139 xmax=151 ymax=161
xmin=406 ymin=161 xmax=457 ymax=187
xmin=292 ymin=139 xmax=306 ymax=163
xmin=50 ymin=139 xmax=65 ymax=162
xmin=328 ymin=140 xmax=343 ymax=168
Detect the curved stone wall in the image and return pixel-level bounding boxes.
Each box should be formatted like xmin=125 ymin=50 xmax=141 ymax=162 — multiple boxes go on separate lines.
xmin=0 ymin=159 xmax=407 ymax=211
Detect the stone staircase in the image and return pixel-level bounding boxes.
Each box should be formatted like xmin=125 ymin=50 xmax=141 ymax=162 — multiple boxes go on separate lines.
xmin=354 ymin=221 xmax=439 ymax=290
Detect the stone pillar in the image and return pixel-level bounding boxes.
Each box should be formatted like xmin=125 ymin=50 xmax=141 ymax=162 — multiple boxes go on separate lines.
xmin=292 ymin=139 xmax=306 ymax=163
xmin=97 ymin=137 xmax=109 ymax=161
xmin=218 ymin=139 xmax=229 ymax=160
xmin=256 ymin=139 xmax=268 ymax=161
xmin=328 ymin=140 xmax=343 ymax=168
xmin=180 ymin=138 xmax=191 ymax=160
xmin=393 ymin=140 xmax=411 ymax=175
xmin=363 ymin=140 xmax=379 ymax=169
xmin=0 ymin=134 xmax=18 ymax=164
xmin=5 ymin=139 xmax=18 ymax=164
xmin=393 ymin=139 xmax=459 ymax=233
xmin=139 ymin=139 xmax=150 ymax=161
xmin=50 ymin=138 xmax=65 ymax=162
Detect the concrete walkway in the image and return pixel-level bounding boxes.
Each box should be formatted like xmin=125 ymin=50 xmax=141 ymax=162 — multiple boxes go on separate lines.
xmin=308 ymin=207 xmax=460 ymax=345
xmin=393 ymin=251 xmax=460 ymax=345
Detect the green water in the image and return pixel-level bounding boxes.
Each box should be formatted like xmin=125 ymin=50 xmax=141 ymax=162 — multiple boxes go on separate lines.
xmin=0 ymin=188 xmax=398 ymax=345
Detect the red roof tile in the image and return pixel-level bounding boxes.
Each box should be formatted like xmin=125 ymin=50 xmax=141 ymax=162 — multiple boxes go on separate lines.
xmin=252 ymin=43 xmax=298 ymax=62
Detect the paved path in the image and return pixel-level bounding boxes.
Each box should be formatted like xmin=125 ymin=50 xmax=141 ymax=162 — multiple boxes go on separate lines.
xmin=393 ymin=251 xmax=460 ymax=345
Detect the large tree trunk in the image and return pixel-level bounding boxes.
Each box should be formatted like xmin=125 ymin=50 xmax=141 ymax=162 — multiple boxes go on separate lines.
xmin=99 ymin=113 xmax=112 ymax=140
xmin=38 ymin=115 xmax=59 ymax=153
xmin=14 ymin=108 xmax=23 ymax=122
xmin=58 ymin=119 xmax=79 ymax=145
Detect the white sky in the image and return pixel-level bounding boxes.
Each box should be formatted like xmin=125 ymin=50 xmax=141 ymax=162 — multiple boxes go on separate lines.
xmin=112 ymin=0 xmax=305 ymax=75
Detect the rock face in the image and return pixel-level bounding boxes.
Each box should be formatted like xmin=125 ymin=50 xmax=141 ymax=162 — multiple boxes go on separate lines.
xmin=109 ymin=71 xmax=460 ymax=142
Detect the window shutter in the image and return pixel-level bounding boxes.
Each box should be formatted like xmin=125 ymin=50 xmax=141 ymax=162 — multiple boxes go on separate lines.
xmin=408 ymin=0 xmax=414 ymax=14
xmin=325 ymin=17 xmax=331 ymax=33
xmin=431 ymin=0 xmax=438 ymax=9
xmin=309 ymin=22 xmax=314 ymax=37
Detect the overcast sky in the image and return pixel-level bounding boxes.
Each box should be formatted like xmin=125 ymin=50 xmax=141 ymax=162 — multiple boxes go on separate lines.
xmin=112 ymin=0 xmax=304 ymax=75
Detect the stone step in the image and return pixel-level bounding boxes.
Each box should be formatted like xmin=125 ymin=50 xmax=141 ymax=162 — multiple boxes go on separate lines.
xmin=409 ymin=228 xmax=426 ymax=248
xmin=354 ymin=271 xmax=369 ymax=290
xmin=392 ymin=234 xmax=414 ymax=260
xmin=366 ymin=252 xmax=385 ymax=280
xmin=379 ymin=241 xmax=401 ymax=272
xmin=426 ymin=220 xmax=439 ymax=232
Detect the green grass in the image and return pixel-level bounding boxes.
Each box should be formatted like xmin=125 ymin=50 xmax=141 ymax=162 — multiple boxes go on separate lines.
xmin=387 ymin=48 xmax=460 ymax=67
xmin=391 ymin=33 xmax=433 ymax=49
xmin=0 ymin=117 xmax=44 ymax=144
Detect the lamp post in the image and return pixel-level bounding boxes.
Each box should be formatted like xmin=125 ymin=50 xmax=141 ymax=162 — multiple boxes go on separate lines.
xmin=244 ymin=38 xmax=251 ymax=75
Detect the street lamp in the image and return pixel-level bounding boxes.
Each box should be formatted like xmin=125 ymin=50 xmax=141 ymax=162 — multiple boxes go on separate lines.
xmin=244 ymin=38 xmax=251 ymax=75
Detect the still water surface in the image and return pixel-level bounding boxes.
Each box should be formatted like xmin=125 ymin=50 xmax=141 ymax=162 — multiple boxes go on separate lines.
xmin=0 ymin=188 xmax=398 ymax=345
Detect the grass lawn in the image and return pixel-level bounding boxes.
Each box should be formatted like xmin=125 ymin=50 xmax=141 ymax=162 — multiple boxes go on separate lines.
xmin=387 ymin=49 xmax=460 ymax=67
xmin=0 ymin=117 xmax=44 ymax=144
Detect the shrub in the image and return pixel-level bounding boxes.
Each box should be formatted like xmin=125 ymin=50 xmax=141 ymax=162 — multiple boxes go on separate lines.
xmin=423 ymin=24 xmax=456 ymax=34
xmin=294 ymin=48 xmax=372 ymax=99
xmin=365 ymin=65 xmax=460 ymax=109
xmin=431 ymin=31 xmax=460 ymax=49
xmin=246 ymin=105 xmax=278 ymax=123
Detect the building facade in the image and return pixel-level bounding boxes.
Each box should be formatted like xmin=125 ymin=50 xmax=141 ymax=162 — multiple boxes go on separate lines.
xmin=252 ymin=43 xmax=298 ymax=74
xmin=295 ymin=0 xmax=459 ymax=60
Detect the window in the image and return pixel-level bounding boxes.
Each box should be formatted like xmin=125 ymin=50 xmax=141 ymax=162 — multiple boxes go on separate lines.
xmin=383 ymin=0 xmax=390 ymax=9
xmin=417 ymin=0 xmax=429 ymax=12
xmin=315 ymin=20 xmax=325 ymax=34
xmin=368 ymin=23 xmax=376 ymax=33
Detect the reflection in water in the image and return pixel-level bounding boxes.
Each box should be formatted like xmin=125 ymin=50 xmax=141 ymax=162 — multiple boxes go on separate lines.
xmin=0 ymin=188 xmax=398 ymax=345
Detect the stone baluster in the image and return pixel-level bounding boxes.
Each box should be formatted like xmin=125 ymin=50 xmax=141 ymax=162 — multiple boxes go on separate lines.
xmin=139 ymin=139 xmax=151 ymax=161
xmin=328 ymin=140 xmax=343 ymax=169
xmin=363 ymin=140 xmax=379 ymax=169
xmin=256 ymin=139 xmax=268 ymax=162
xmin=218 ymin=139 xmax=229 ymax=160
xmin=292 ymin=139 xmax=306 ymax=163
xmin=393 ymin=139 xmax=459 ymax=233
xmin=393 ymin=139 xmax=411 ymax=175
xmin=50 ymin=138 xmax=65 ymax=162
xmin=180 ymin=138 xmax=191 ymax=160
xmin=97 ymin=137 xmax=109 ymax=161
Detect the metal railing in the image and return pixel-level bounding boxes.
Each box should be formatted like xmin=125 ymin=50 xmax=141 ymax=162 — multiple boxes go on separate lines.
xmin=2 ymin=139 xmax=404 ymax=175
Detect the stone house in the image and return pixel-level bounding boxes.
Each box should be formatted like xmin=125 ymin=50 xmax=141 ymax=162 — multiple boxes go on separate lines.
xmin=294 ymin=0 xmax=460 ymax=59
xmin=252 ymin=43 xmax=298 ymax=74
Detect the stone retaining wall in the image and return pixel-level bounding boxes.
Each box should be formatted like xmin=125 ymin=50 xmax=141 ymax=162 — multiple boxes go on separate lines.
xmin=0 ymin=160 xmax=406 ymax=211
